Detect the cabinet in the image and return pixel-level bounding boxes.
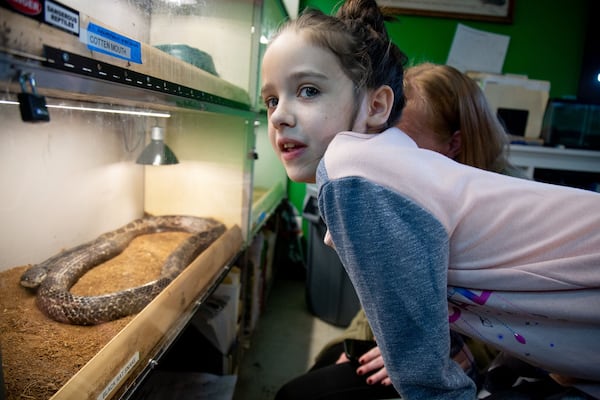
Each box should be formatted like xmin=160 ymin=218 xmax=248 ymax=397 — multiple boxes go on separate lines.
xmin=0 ymin=1 xmax=288 ymax=399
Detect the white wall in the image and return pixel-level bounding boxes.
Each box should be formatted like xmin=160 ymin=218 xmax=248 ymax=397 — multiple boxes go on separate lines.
xmin=62 ymin=0 xmax=152 ymax=42
xmin=0 ymin=102 xmax=145 ymax=270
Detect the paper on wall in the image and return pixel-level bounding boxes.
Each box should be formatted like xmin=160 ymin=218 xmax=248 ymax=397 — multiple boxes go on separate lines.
xmin=447 ymin=24 xmax=510 ymax=74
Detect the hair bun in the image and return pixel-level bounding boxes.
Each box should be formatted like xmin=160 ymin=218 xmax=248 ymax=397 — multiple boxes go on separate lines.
xmin=338 ymin=0 xmax=387 ymax=35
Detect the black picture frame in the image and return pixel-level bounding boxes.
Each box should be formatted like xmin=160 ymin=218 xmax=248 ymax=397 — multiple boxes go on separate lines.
xmin=379 ymin=0 xmax=514 ymax=24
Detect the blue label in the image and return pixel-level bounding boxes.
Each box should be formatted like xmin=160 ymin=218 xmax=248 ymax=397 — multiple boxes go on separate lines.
xmin=86 ymin=22 xmax=142 ymax=64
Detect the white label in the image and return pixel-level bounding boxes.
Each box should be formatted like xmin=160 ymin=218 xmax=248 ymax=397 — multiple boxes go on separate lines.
xmin=44 ymin=0 xmax=79 ymax=35
xmin=87 ymin=32 xmax=132 ymax=58
xmin=97 ymin=351 xmax=140 ymax=400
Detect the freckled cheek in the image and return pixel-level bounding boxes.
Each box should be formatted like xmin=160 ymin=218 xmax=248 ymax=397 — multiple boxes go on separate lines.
xmin=317 ymin=108 xmax=344 ymax=130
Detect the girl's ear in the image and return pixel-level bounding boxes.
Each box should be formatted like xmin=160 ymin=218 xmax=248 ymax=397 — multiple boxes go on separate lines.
xmin=447 ymin=130 xmax=462 ymax=159
xmin=366 ymin=85 xmax=394 ymax=131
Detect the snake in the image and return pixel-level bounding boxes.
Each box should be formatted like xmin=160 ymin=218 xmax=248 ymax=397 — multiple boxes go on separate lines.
xmin=19 ymin=215 xmax=226 ymax=325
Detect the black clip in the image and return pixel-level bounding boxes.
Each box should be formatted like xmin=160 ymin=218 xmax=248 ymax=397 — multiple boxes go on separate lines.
xmin=18 ymin=72 xmax=50 ymax=123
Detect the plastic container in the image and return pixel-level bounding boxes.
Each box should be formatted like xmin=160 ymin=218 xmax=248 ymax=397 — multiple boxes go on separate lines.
xmin=302 ymin=185 xmax=360 ymax=327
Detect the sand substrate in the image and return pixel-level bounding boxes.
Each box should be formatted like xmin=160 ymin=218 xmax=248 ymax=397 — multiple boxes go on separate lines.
xmin=0 ymin=231 xmax=190 ymax=400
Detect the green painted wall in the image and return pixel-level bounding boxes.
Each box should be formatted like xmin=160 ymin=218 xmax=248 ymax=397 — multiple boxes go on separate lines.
xmin=288 ymin=0 xmax=590 ymax=218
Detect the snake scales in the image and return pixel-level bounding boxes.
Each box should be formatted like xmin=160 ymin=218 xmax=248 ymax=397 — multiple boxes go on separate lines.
xmin=20 ymin=215 xmax=226 ymax=325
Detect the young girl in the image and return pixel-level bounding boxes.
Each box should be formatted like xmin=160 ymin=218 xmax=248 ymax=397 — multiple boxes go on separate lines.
xmin=275 ymin=63 xmax=526 ymax=400
xmin=260 ymin=1 xmax=600 ymax=399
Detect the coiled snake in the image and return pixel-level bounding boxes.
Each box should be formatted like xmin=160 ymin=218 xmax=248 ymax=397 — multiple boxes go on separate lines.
xmin=20 ymin=215 xmax=226 ymax=325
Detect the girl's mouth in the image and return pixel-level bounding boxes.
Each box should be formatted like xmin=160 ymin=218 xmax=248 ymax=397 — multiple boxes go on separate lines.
xmin=279 ymin=140 xmax=306 ymax=161
xmin=279 ymin=139 xmax=305 ymax=152
xmin=282 ymin=142 xmax=297 ymax=152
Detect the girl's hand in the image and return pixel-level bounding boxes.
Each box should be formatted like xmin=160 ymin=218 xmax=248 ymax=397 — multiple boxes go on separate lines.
xmin=356 ymin=346 xmax=393 ymax=386
xmin=335 ymin=351 xmax=351 ymax=364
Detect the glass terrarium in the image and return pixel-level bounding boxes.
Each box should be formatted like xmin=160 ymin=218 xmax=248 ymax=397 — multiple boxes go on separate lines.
xmin=0 ymin=1 xmax=289 ymax=398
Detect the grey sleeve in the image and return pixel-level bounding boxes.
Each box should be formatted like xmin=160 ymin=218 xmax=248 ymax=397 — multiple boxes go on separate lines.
xmin=318 ymin=176 xmax=476 ymax=400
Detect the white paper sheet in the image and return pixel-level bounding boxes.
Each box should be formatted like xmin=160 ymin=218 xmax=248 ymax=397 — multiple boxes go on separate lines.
xmin=446 ymin=24 xmax=510 ymax=74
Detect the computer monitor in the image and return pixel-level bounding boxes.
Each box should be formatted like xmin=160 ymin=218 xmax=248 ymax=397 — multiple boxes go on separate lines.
xmin=577 ymin=1 xmax=600 ymax=104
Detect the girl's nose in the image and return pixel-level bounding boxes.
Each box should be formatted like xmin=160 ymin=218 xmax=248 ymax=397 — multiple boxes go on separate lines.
xmin=270 ymin=100 xmax=295 ymax=128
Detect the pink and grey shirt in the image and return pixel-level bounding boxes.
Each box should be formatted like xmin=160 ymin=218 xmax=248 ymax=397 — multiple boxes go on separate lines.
xmin=317 ymin=127 xmax=600 ymax=400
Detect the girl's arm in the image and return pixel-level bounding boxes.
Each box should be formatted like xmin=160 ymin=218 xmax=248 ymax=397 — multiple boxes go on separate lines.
xmin=318 ymin=176 xmax=476 ymax=400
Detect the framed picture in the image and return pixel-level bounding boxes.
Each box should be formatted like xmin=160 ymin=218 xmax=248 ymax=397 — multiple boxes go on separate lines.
xmin=378 ymin=0 xmax=514 ymax=24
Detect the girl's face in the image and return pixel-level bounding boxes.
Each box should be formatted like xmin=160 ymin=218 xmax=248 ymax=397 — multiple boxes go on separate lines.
xmin=261 ymin=31 xmax=368 ymax=183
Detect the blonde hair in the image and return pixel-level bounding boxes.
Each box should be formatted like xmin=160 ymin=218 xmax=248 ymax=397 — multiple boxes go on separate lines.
xmin=403 ymin=63 xmax=511 ymax=172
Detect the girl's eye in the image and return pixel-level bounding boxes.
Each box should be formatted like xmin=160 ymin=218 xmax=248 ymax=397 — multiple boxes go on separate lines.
xmin=264 ymin=97 xmax=278 ymax=109
xmin=299 ymin=86 xmax=319 ymax=98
